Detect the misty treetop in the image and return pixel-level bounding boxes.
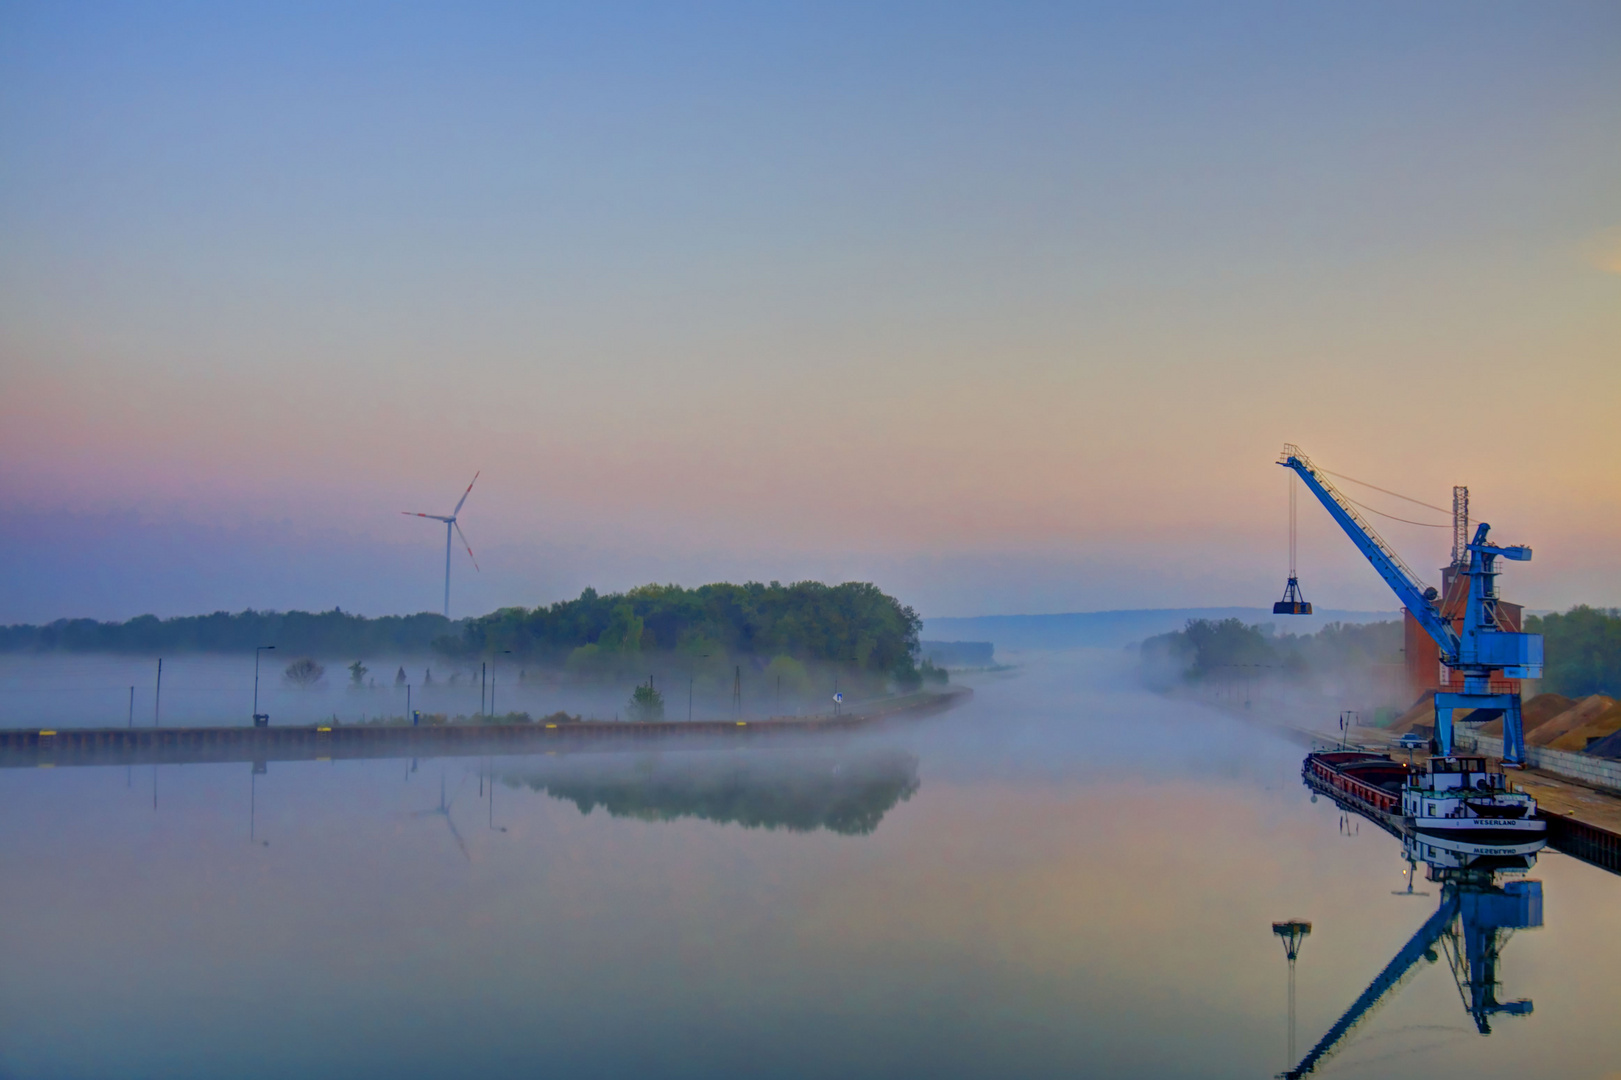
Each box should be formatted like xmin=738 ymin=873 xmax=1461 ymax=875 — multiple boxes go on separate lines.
xmin=456 ymin=581 xmax=923 ymax=674
xmin=1140 ymin=617 xmax=1403 ymax=682
xmin=0 ymin=581 xmax=924 ymax=676
xmin=1145 ymin=607 xmax=1621 ymax=699
xmin=0 ymin=608 xmax=455 ymax=657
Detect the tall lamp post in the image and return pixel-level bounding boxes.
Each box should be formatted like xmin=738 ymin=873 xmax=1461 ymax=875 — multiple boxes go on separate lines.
xmin=253 ymin=645 xmax=276 ymax=727
xmin=689 ymin=654 xmax=711 ymax=723
xmin=492 ymin=650 xmax=512 ymax=717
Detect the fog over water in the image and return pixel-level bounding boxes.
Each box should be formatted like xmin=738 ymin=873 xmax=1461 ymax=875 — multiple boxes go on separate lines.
xmin=0 ymin=651 xmax=849 ymax=731
xmin=2 ymin=652 xmax=1618 ymax=1079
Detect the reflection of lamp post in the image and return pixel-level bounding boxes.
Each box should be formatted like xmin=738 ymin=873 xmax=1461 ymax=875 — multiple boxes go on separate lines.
xmin=253 ymin=646 xmax=276 ymax=726
xmin=1273 ymin=920 xmax=1312 ymax=1070
xmin=488 ymin=767 xmax=507 ymax=833
xmin=250 ymin=760 xmax=269 ymax=846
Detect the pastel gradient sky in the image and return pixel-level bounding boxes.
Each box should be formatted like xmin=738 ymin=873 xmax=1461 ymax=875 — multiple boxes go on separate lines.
xmin=2 ymin=2 xmax=1618 ymax=622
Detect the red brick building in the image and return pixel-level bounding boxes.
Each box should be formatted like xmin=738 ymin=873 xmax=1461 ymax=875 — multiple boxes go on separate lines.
xmin=1404 ymin=564 xmax=1523 ymax=699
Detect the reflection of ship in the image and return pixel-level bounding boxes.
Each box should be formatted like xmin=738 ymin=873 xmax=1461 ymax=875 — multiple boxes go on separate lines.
xmin=503 ymin=747 xmax=920 ymax=836
xmin=1304 ymin=750 xmax=1545 ymax=844
xmin=1284 ymin=823 xmax=1545 ymax=1077
xmin=1405 ymin=831 xmax=1543 ymax=870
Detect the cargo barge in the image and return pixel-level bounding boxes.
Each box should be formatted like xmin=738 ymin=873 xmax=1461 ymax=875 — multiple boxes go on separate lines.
xmin=1304 ymin=750 xmax=1546 ymax=845
xmin=1303 ymin=750 xmax=1409 ymax=831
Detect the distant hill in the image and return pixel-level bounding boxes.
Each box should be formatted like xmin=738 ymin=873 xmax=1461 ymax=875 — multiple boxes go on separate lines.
xmin=919 ymin=641 xmax=995 ymax=668
xmin=921 ymin=608 xmax=1398 ymax=651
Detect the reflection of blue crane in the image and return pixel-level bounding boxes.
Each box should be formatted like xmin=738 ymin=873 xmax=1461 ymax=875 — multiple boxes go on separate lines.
xmin=1277 ymin=445 xmax=1542 ymax=763
xmin=1284 ymin=875 xmax=1540 ymax=1078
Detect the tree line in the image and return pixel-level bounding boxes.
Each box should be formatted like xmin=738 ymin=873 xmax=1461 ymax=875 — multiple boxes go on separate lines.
xmin=0 ymin=580 xmax=925 ymax=679
xmin=1139 ymin=617 xmax=1403 ymax=683
xmin=1526 ymin=606 xmax=1621 ymax=697
xmin=1143 ymin=606 xmax=1621 ymax=699
xmin=0 ymin=608 xmax=456 ymax=656
xmin=453 ymin=580 xmax=923 ymax=678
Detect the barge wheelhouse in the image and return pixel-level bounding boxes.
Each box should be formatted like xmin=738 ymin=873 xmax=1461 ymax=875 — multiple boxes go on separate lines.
xmin=1403 ymin=755 xmax=1545 ymax=844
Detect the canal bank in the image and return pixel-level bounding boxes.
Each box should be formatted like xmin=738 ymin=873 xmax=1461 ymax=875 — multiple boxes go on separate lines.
xmin=0 ymin=686 xmax=973 ymax=769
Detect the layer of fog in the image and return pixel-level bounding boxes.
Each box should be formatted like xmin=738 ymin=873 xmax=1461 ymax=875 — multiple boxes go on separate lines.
xmin=0 ymin=651 xmax=903 ymax=730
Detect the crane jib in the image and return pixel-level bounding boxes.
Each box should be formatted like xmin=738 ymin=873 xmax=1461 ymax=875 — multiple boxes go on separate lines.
xmin=1277 ymin=446 xmax=1457 ymax=657
xmin=1273 ymin=444 xmax=1543 ymax=764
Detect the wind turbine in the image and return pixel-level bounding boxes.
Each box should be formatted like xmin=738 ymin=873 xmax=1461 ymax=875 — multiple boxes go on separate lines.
xmin=404 ymin=472 xmax=480 ymax=618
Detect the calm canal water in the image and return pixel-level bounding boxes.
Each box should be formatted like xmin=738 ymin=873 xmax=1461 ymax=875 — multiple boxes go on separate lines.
xmin=2 ymin=652 xmax=1618 ymax=1079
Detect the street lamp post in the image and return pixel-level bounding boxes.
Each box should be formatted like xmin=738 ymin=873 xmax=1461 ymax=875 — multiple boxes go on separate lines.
xmin=689 ymin=654 xmax=710 ymax=722
xmin=492 ymin=649 xmax=512 ymax=718
xmin=253 ymin=646 xmax=276 ymax=726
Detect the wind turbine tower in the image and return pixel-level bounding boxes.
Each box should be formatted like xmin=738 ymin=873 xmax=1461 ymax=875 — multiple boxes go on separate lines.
xmin=404 ymin=472 xmax=481 ymax=618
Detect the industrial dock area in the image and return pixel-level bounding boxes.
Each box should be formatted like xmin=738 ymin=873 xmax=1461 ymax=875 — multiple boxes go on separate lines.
xmin=1266 ymin=445 xmax=1621 ymax=878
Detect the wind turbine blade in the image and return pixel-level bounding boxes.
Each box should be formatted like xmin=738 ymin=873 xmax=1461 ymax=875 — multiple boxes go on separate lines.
xmin=405 ymin=512 xmax=453 ymax=522
xmin=455 ymin=522 xmax=480 ymax=572
xmin=452 ymin=471 xmax=480 ymax=516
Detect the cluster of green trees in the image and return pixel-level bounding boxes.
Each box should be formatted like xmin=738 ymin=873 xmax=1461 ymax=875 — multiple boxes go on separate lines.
xmin=1526 ymin=606 xmax=1621 ymax=697
xmin=0 ymin=608 xmax=455 ymax=656
xmin=0 ymin=580 xmax=925 ymax=684
xmin=454 ymin=581 xmax=924 ymax=680
xmin=1140 ymin=618 xmax=1403 ymax=682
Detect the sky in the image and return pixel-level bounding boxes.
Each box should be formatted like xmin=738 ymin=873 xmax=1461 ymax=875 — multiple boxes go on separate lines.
xmin=2 ymin=2 xmax=1618 ymax=623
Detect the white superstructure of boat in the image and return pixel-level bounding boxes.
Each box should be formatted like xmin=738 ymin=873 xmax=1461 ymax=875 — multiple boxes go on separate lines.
xmin=1402 ymin=755 xmax=1546 ymax=843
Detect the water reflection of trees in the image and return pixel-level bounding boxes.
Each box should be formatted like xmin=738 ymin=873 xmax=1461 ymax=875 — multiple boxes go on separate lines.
xmin=503 ymin=748 xmax=920 ymax=835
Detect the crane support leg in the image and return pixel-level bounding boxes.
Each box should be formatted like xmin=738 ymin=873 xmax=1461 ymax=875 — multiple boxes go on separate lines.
xmin=1435 ymin=691 xmax=1525 ymax=765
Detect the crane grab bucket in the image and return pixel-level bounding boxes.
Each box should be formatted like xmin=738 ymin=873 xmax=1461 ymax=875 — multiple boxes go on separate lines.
xmin=1275 ymin=467 xmax=1313 ymax=614
xmin=1274 ymin=578 xmax=1313 ymax=616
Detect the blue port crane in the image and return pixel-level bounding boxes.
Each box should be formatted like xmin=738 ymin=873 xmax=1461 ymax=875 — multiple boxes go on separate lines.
xmin=1276 ymin=445 xmax=1542 ymax=764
